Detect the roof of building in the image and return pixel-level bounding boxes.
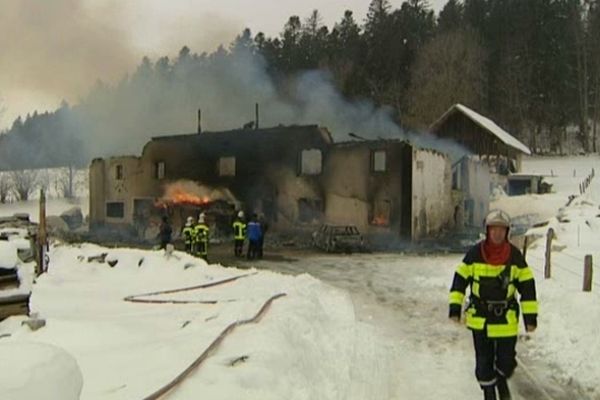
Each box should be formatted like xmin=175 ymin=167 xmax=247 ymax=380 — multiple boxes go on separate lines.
xmin=430 ymin=103 xmax=531 ymax=155
xmin=150 ymin=124 xmax=333 ymax=145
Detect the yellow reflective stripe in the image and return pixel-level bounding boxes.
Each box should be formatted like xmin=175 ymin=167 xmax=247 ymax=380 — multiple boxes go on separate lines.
xmin=456 ymin=263 xmax=472 ymax=280
xmin=487 ymin=323 xmax=518 ymax=337
xmin=233 ymin=222 xmax=246 ymax=239
xmin=467 ymin=309 xmax=520 ymax=337
xmin=517 ymin=266 xmax=534 ymax=282
xmin=449 ymin=291 xmax=464 ymax=305
xmin=521 ymin=300 xmax=538 ymax=314
xmin=466 ymin=309 xmax=485 ymax=330
xmin=473 ymin=263 xmax=506 ymax=277
xmin=507 ymin=286 xmax=516 ymax=297
xmin=471 ymin=263 xmax=520 ymax=300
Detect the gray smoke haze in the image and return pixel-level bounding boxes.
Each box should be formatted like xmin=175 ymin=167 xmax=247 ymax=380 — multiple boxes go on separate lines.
xmin=62 ymin=46 xmax=468 ymax=163
xmin=0 ymin=0 xmax=136 ymax=109
xmin=0 ymin=0 xmax=468 ymax=166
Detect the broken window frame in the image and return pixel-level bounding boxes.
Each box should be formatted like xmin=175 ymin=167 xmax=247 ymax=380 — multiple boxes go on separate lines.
xmin=155 ymin=161 xmax=166 ymax=180
xmin=115 ymin=164 xmax=123 ymax=180
xmin=371 ymin=150 xmax=387 ymax=173
xmin=218 ymin=156 xmax=236 ymax=177
xmin=106 ymin=201 xmax=125 ymax=219
xmin=297 ymin=198 xmax=323 ymax=223
xmin=299 ymin=149 xmax=323 ymax=176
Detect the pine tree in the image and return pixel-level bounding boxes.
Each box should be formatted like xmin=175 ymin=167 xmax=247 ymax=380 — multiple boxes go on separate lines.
xmin=437 ymin=0 xmax=464 ymax=33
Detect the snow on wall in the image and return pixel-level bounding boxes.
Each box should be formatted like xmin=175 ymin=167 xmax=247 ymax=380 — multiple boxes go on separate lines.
xmin=0 ymin=241 xmax=18 ymax=269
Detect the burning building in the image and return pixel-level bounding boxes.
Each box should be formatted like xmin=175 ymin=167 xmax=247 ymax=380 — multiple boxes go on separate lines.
xmin=89 ymin=124 xmax=455 ymax=242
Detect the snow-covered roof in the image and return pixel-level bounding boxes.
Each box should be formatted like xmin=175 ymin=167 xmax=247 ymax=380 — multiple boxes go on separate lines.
xmin=431 ymin=103 xmax=531 ymax=155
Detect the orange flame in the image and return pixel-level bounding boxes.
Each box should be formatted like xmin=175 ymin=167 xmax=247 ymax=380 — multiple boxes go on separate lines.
xmin=371 ymin=216 xmax=389 ymax=226
xmin=155 ymin=187 xmax=212 ymax=207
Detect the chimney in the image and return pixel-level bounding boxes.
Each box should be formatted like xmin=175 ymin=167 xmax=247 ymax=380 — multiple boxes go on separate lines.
xmin=197 ymin=109 xmax=202 ymax=134
xmin=255 ymin=103 xmax=259 ymax=130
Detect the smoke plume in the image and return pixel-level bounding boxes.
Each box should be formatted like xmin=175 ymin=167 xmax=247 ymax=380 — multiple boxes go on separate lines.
xmin=0 ymin=1 xmax=468 ymax=165
xmin=0 ymin=0 xmax=136 ymax=115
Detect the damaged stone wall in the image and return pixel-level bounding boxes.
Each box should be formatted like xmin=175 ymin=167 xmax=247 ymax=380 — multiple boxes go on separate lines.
xmin=90 ymin=126 xmax=456 ymax=242
xmin=89 ymin=156 xmax=153 ymax=227
xmin=322 ymin=144 xmax=371 ymax=230
xmin=90 ymin=126 xmax=332 ymax=234
xmin=323 ymin=141 xmax=412 ymax=237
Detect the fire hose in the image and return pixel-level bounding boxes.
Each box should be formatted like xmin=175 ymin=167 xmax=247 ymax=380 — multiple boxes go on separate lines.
xmin=123 ymin=272 xmax=258 ymax=304
xmin=122 ymin=272 xmax=286 ymax=400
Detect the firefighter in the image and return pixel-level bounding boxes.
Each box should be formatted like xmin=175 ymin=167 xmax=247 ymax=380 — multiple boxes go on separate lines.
xmin=257 ymin=213 xmax=268 ymax=259
xmin=449 ymin=209 xmax=538 ymax=400
xmin=232 ymin=210 xmax=246 ymax=257
xmin=181 ymin=216 xmax=195 ymax=254
xmin=157 ymin=215 xmax=172 ymax=250
xmin=193 ymin=212 xmax=209 ymax=261
xmin=246 ymin=213 xmax=261 ymax=260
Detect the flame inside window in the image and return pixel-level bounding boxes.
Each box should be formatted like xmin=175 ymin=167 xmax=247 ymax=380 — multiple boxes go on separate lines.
xmin=371 ymin=199 xmax=391 ymax=226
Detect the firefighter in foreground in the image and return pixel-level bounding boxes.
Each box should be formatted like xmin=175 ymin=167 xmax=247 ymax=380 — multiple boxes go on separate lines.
xmin=232 ymin=211 xmax=246 ymax=257
xmin=449 ymin=209 xmax=538 ymax=400
xmin=194 ymin=213 xmax=209 ymax=261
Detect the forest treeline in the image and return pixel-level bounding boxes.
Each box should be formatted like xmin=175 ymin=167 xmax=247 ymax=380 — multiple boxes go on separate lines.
xmin=1 ymin=0 xmax=599 ymax=170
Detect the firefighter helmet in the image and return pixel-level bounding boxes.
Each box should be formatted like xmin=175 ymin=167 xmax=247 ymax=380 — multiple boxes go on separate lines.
xmin=484 ymin=209 xmax=511 ymax=228
xmin=186 ymin=216 xmax=194 ymax=224
xmin=198 ymin=212 xmax=206 ymax=223
xmin=237 ymin=210 xmax=244 ymax=218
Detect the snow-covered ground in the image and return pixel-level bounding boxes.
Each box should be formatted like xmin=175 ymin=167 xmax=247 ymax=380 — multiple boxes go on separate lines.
xmin=0 ymin=155 xmax=599 ymax=400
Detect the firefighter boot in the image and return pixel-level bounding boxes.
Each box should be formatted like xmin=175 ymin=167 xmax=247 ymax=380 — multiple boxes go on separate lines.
xmin=496 ymin=376 xmax=512 ymax=400
xmin=483 ymin=386 xmax=497 ymax=400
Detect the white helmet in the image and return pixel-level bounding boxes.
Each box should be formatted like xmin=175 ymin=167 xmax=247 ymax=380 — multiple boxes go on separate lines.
xmin=237 ymin=210 xmax=244 ymax=218
xmin=198 ymin=212 xmax=205 ymax=223
xmin=485 ymin=209 xmax=511 ymax=228
xmin=187 ymin=216 xmax=194 ymax=223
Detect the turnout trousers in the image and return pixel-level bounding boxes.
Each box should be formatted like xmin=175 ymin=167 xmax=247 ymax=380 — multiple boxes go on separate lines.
xmin=234 ymin=239 xmax=244 ymax=257
xmin=472 ymin=330 xmax=517 ymax=389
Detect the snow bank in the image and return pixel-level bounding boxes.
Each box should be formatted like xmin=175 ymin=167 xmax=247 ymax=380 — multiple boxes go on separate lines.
xmin=0 ymin=341 xmax=83 ymax=400
xmin=0 ymin=243 xmax=388 ymax=400
xmin=522 ymin=195 xmax=600 ymax=395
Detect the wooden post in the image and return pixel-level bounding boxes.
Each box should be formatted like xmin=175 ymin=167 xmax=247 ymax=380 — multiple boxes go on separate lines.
xmin=522 ymin=235 xmax=529 ymax=260
xmin=36 ymin=189 xmax=48 ymax=276
xmin=544 ymin=228 xmax=554 ymax=279
xmin=583 ymin=255 xmax=593 ymax=292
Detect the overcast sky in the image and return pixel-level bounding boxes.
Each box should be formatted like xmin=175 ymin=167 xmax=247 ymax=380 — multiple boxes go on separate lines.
xmin=0 ymin=0 xmax=447 ymax=130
